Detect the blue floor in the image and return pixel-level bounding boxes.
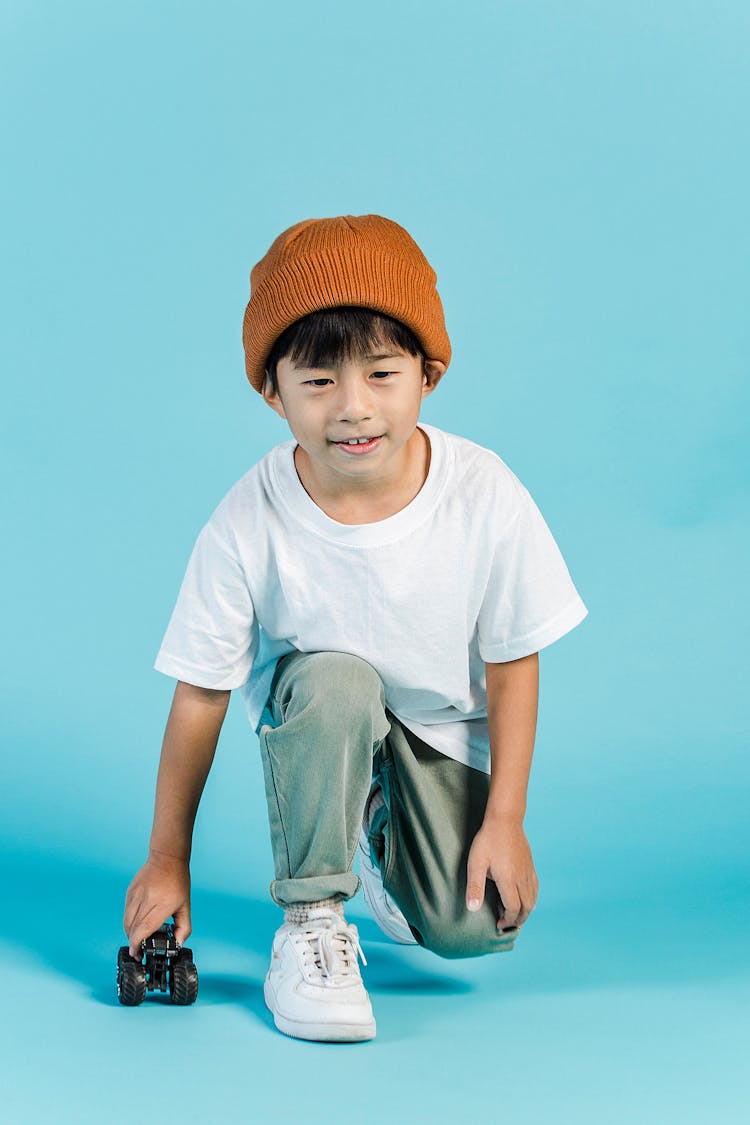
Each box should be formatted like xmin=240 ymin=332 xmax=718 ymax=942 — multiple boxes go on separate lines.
xmin=2 ymin=845 xmax=747 ymax=1124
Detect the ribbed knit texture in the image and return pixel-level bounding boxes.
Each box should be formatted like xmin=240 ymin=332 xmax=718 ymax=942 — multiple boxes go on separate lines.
xmin=284 ymin=898 xmax=345 ymax=924
xmin=242 ymin=214 xmax=451 ymax=393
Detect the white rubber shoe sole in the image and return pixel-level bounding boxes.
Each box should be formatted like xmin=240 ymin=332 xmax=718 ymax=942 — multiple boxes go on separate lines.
xmin=264 ymin=975 xmax=375 ymax=1042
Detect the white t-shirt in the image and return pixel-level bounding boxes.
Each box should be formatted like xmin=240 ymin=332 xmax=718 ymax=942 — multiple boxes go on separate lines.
xmin=154 ymin=424 xmax=588 ymax=773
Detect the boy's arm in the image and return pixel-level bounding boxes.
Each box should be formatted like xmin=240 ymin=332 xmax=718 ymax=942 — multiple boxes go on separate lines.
xmin=465 ymin=653 xmax=540 ymax=928
xmin=123 ymin=680 xmax=231 ymax=955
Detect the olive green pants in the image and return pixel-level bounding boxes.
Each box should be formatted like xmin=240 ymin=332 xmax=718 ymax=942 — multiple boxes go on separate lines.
xmin=258 ymin=650 xmax=518 ymax=959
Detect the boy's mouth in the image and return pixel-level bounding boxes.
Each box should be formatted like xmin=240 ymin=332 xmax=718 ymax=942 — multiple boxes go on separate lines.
xmin=331 ymin=435 xmax=383 ymax=455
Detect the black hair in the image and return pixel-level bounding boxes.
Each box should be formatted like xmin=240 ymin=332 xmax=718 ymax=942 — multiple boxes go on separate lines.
xmin=263 ymin=306 xmax=425 ymax=394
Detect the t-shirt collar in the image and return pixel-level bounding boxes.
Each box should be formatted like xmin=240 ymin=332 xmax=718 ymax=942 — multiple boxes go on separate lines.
xmin=271 ymin=423 xmax=450 ymax=547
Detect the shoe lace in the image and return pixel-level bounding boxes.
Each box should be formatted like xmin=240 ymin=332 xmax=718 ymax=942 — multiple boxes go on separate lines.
xmin=292 ymin=909 xmax=368 ymax=984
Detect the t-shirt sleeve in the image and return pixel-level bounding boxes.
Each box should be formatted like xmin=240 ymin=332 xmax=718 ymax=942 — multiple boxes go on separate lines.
xmin=477 ymin=479 xmax=588 ymax=662
xmin=153 ymin=514 xmax=259 ymax=690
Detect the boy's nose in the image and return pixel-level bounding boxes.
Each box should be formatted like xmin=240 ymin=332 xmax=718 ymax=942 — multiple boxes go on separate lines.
xmin=335 ymin=383 xmax=374 ymax=423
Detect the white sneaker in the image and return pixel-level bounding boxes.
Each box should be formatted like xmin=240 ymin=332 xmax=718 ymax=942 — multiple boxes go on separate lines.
xmin=358 ymin=784 xmax=418 ymax=946
xmin=264 ymin=907 xmax=376 ymax=1042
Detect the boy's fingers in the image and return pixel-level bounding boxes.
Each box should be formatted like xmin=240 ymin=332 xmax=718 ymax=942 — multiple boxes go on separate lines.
xmin=496 ymin=883 xmax=522 ymax=927
xmin=515 ymin=886 xmax=535 ymax=928
xmin=507 ymin=903 xmax=528 ymax=929
xmin=123 ymin=899 xmax=142 ymax=954
xmin=466 ymin=855 xmax=487 ymax=911
xmin=172 ymin=906 xmax=192 ymax=947
xmin=516 ymin=876 xmax=539 ymax=927
xmin=124 ymin=881 xmax=149 ymax=949
xmin=127 ymin=903 xmax=164 ymax=957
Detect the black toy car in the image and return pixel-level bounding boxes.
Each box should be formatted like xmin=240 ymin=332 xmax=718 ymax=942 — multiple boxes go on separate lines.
xmin=117 ymin=921 xmax=198 ymax=1006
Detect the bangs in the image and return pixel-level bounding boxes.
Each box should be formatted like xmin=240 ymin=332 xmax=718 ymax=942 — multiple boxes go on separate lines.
xmin=265 ymin=306 xmax=423 ymax=386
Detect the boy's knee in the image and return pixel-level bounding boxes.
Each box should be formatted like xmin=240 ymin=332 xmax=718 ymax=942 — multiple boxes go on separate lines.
xmin=313 ymin=651 xmax=385 ymax=701
xmin=409 ymin=906 xmax=519 ymax=960
xmin=275 ymin=650 xmax=388 ymax=733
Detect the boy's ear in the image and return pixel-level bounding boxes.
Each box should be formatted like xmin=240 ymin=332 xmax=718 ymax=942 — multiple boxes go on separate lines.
xmin=262 ymin=373 xmax=287 ymax=419
xmin=421 ymin=358 xmax=447 ymax=397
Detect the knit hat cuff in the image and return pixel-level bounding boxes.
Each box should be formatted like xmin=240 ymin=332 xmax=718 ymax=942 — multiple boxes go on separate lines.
xmin=243 ymin=246 xmax=451 ymax=392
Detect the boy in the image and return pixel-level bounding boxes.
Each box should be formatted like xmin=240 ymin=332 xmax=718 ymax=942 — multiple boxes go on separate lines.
xmin=123 ymin=213 xmax=588 ymax=1043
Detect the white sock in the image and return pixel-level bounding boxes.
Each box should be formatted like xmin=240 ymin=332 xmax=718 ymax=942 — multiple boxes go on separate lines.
xmin=284 ymin=897 xmax=345 ymax=924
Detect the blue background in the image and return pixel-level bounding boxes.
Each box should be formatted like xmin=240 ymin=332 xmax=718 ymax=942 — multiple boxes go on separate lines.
xmin=1 ymin=1 xmax=748 ymax=1121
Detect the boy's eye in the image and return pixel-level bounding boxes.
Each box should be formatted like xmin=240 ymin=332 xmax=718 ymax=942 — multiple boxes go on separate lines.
xmin=302 ymin=371 xmax=395 ymax=387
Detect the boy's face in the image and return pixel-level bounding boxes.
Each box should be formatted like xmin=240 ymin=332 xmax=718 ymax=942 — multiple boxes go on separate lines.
xmin=262 ymin=348 xmax=446 ymax=498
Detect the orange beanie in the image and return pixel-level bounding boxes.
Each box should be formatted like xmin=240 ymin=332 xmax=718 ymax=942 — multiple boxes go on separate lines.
xmin=241 ymin=214 xmax=452 ymax=393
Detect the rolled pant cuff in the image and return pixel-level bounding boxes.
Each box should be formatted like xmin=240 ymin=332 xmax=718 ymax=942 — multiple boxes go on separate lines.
xmin=270 ymin=872 xmax=362 ymax=907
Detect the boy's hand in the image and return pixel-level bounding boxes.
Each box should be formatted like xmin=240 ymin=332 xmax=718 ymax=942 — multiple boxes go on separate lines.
xmin=123 ymin=851 xmax=191 ymax=956
xmin=465 ymin=818 xmax=538 ymax=929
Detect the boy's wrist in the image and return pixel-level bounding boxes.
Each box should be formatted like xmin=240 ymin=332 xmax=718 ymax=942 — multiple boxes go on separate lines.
xmin=482 ymin=799 xmax=526 ymax=828
xmin=147 ymin=844 xmax=191 ymax=866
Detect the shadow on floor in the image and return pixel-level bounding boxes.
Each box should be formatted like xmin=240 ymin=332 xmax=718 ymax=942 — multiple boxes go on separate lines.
xmin=0 ymin=847 xmax=473 ymax=1021
xmin=1 ymin=845 xmax=747 ymax=1020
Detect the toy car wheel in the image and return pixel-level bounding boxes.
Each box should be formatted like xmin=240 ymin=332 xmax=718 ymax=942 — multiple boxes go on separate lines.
xmin=117 ymin=947 xmax=147 ymax=1006
xmin=170 ymin=957 xmax=199 ymax=1005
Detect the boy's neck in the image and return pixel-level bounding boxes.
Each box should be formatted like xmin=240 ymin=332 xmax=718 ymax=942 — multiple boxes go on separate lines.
xmin=293 ymin=427 xmax=432 ymax=526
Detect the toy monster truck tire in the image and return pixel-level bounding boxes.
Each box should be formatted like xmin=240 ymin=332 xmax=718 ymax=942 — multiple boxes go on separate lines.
xmin=117 ymin=949 xmax=147 ymax=1006
xmin=170 ymin=957 xmax=199 ymax=1005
